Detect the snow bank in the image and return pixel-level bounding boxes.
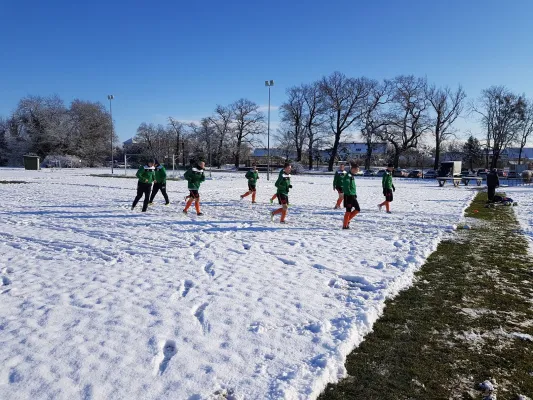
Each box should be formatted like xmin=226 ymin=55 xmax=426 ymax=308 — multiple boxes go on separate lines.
xmin=0 ymin=169 xmax=475 ymax=399
xmin=505 ymin=186 xmax=533 ymax=255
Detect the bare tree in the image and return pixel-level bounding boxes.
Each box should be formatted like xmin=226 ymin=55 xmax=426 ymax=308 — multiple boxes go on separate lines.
xmin=426 ymin=85 xmax=466 ymax=170
xmin=230 ymin=99 xmax=265 ymax=168
xmin=134 ymin=123 xmax=174 ymax=162
xmin=188 ymin=118 xmax=217 ymax=165
xmin=0 ymin=117 xmax=9 ymax=166
xmin=279 ymin=86 xmax=307 ymax=161
xmin=319 ymin=72 xmax=371 ymax=171
xmin=302 ymin=81 xmax=326 ymax=170
xmin=274 ymin=127 xmax=297 ymax=161
xmin=360 ymin=79 xmax=392 ymax=170
xmin=168 ymin=117 xmax=186 ymax=166
xmin=517 ymin=99 xmax=533 ymax=165
xmin=208 ymin=105 xmax=233 ymax=168
xmin=378 ymin=76 xmax=431 ymax=167
xmin=471 ymin=86 xmax=526 ymax=168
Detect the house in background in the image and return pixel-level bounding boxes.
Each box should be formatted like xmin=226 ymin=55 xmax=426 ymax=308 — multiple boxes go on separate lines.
xmin=500 ymin=147 xmax=533 ymax=164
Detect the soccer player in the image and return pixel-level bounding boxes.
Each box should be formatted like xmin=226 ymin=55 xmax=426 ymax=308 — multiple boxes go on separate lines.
xmin=333 ymin=162 xmax=347 ymax=209
xmin=149 ymin=160 xmax=169 ymax=205
xmin=270 ymin=162 xmax=292 ymax=223
xmin=378 ymin=163 xmax=395 ymax=213
xmin=183 ymin=161 xmax=206 ymax=216
xmin=240 ymin=163 xmax=259 ymax=203
xmin=342 ymin=162 xmax=361 ymax=229
xmin=131 ymin=160 xmax=155 ymax=212
xmin=270 ymin=168 xmax=284 ymax=204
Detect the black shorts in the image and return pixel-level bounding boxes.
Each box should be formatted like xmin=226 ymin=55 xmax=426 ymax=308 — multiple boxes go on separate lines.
xmin=344 ymin=195 xmax=360 ymax=212
xmin=383 ymin=188 xmax=393 ymax=202
xmin=335 ymin=186 xmax=343 ymax=194
xmin=189 ymin=190 xmax=200 ymax=199
xmin=248 ymin=183 xmax=257 ymax=192
xmin=277 ymin=193 xmax=289 ymax=205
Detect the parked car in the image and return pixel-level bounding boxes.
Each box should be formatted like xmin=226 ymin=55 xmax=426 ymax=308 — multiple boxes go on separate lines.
xmin=408 ymin=170 xmax=422 ymax=178
xmin=376 ymin=169 xmax=387 ymax=177
xmin=392 ymin=168 xmax=408 ymax=177
xmin=507 ymin=171 xmax=518 ymax=179
xmin=424 ymin=170 xmax=437 ymax=179
xmin=363 ymin=169 xmax=376 ymax=177
xmin=460 ymin=169 xmax=471 ymax=177
xmin=477 ymin=169 xmax=488 ymax=178
xmin=497 ymin=169 xmax=507 ymax=177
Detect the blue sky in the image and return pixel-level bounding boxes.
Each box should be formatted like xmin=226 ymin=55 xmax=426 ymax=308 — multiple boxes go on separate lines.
xmin=1 ymin=0 xmax=532 ymax=143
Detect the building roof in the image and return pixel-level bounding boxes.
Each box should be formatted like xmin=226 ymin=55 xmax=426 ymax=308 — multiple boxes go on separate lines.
xmin=501 ymin=147 xmax=533 ymax=159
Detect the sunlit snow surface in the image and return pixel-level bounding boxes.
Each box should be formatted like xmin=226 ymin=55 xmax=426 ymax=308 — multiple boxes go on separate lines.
xmin=0 ymin=168 xmax=477 ymax=399
xmin=506 ymin=186 xmax=533 ymax=255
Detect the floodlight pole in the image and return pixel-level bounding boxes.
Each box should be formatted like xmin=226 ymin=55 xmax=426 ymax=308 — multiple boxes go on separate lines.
xmin=265 ymin=80 xmax=274 ymax=180
xmin=108 ymin=95 xmax=114 ymax=174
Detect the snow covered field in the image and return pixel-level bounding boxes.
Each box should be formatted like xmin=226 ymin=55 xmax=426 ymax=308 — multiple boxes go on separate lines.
xmin=0 ymin=169 xmax=477 ymax=399
xmin=505 ymin=186 xmax=533 ymax=255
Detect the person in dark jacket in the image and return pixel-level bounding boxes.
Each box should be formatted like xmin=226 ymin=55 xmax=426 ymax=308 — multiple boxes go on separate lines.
xmin=486 ymin=168 xmax=500 ymax=202
xmin=131 ymin=161 xmax=155 ymax=212
xmin=149 ymin=160 xmax=169 ymax=205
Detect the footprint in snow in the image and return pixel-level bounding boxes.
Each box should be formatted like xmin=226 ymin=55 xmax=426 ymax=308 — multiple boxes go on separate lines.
xmin=182 ymin=280 xmax=194 ymax=297
xmin=2 ymin=267 xmax=13 ymax=274
xmin=194 ymin=303 xmax=210 ymax=334
xmin=157 ymin=340 xmax=177 ymax=375
xmin=1 ymin=276 xmax=11 ymax=286
xmin=204 ymin=262 xmax=215 ymax=277
xmin=277 ymin=257 xmax=296 ymax=266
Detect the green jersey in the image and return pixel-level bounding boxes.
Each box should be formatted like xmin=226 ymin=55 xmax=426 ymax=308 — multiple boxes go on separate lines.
xmin=154 ymin=165 xmax=167 ymax=184
xmin=245 ymin=169 xmax=259 ymax=185
xmin=342 ymin=172 xmax=357 ymax=196
xmin=183 ymin=167 xmax=205 ymax=190
xmin=136 ymin=165 xmax=155 ymax=184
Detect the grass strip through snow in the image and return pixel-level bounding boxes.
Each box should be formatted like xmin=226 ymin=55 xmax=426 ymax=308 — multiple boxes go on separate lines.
xmin=320 ymin=192 xmax=533 ymax=400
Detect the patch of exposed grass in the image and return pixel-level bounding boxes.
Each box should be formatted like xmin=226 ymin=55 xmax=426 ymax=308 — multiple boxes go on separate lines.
xmin=0 ymin=180 xmax=28 ymax=184
xmin=90 ymin=174 xmax=182 ymax=181
xmin=319 ymin=192 xmax=533 ymax=400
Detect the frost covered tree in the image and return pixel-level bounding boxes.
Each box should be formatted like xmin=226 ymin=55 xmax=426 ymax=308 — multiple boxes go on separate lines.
xmin=378 ymin=76 xmax=431 ymax=168
xmin=134 ymin=123 xmax=175 ymax=162
xmin=68 ymin=100 xmax=115 ymax=167
xmin=319 ymin=72 xmax=371 ymax=171
xmin=426 ymin=85 xmax=466 ymax=170
xmin=230 ymin=99 xmax=265 ymax=168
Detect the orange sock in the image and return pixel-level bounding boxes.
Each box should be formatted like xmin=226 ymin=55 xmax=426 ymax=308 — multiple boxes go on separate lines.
xmin=195 ymin=200 xmax=201 ymax=214
xmin=184 ymin=198 xmax=193 ymax=211
xmin=349 ymin=210 xmax=359 ymax=221
xmin=272 ymin=208 xmax=283 ymax=215
xmin=252 ymin=192 xmax=256 ymax=202
xmin=242 ymin=191 xmax=251 ymax=198
xmin=385 ymin=202 xmax=390 ymax=212
xmin=271 ymin=193 xmax=277 ymax=201
xmin=280 ymin=208 xmax=287 ymax=222
xmin=343 ymin=213 xmax=350 ymax=228
xmin=335 ymin=197 xmax=343 ymax=208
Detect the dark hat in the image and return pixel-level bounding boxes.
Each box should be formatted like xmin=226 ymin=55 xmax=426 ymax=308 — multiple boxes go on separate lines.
xmin=154 ymin=159 xmax=159 ymax=165
xmin=387 ymin=163 xmax=394 ymax=168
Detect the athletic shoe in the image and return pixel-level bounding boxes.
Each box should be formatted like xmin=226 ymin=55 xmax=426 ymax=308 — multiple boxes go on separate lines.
xmin=342 ymin=226 xmax=349 ymax=230
xmin=386 ymin=211 xmax=392 ymax=214
xmin=182 ymin=210 xmax=188 ymax=214
xmin=240 ymin=195 xmax=244 ymax=200
xmin=378 ymin=204 xmax=382 ymax=212
xmin=280 ymin=220 xmax=286 ymax=224
xmin=334 ymin=206 xmax=339 ymax=210
xmin=131 ymin=207 xmax=134 ymax=211
xmin=148 ymin=202 xmax=153 ymax=206
xmin=165 ymin=202 xmax=170 ymax=206
xmin=197 ymin=212 xmax=204 ymax=216
xmin=270 ymin=199 xmax=274 ymax=204
xmin=252 ymin=201 xmax=257 ymax=204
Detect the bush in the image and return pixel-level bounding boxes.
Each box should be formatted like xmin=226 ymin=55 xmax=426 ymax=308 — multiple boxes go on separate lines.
xmin=42 ymin=154 xmax=85 ymax=168
xmin=290 ymin=161 xmax=305 ymax=175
